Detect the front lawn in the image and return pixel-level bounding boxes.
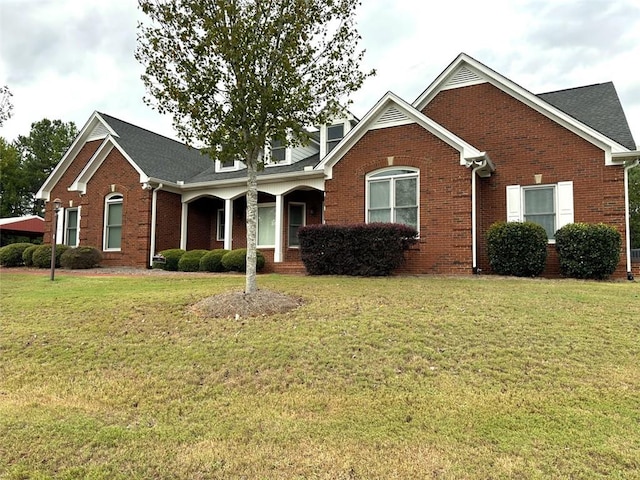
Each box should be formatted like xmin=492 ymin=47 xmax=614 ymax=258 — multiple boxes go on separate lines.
xmin=1 ymin=271 xmax=638 ymax=479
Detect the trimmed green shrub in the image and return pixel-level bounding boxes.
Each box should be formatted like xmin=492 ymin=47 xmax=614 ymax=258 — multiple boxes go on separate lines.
xmin=486 ymin=221 xmax=548 ymax=277
xmin=22 ymin=244 xmax=39 ymax=267
xmin=178 ymin=249 xmax=209 ymax=272
xmin=199 ymin=249 xmax=230 ymax=272
xmin=60 ymin=246 xmax=102 ymax=269
xmin=555 ymin=222 xmax=621 ymax=279
xmin=32 ymin=244 xmax=71 ymax=268
xmin=157 ymin=248 xmax=186 ymax=271
xmin=0 ymin=242 xmax=34 ymax=267
xmin=298 ymin=223 xmax=419 ymax=276
xmin=221 ymin=248 xmax=265 ymax=272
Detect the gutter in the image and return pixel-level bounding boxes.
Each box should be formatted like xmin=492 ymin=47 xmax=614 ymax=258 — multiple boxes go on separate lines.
xmin=467 ymin=156 xmax=494 ymax=274
xmin=147 ymin=182 xmax=163 ymax=268
xmin=624 ymin=159 xmax=639 ymax=280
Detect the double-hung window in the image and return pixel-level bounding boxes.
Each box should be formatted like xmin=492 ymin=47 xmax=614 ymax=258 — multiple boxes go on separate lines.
xmin=288 ymin=203 xmax=305 ymax=247
xmin=367 ymin=168 xmax=419 ymax=230
xmin=270 ymin=139 xmax=286 ymax=164
xmin=65 ymin=208 xmax=80 ymax=247
xmin=327 ymin=124 xmax=344 ymax=153
xmin=507 ymin=181 xmax=573 ymax=241
xmin=216 ymin=209 xmax=225 ymax=241
xmin=104 ymin=194 xmax=123 ymax=251
xmin=257 ymin=203 xmax=276 ymax=247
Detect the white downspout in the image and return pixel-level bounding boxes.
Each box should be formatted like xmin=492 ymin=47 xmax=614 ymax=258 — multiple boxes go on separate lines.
xmin=624 ymin=160 xmax=639 ymax=280
xmin=180 ymin=201 xmax=188 ymax=250
xmin=148 ymin=183 xmax=163 ymax=267
xmin=470 ymin=160 xmax=487 ymax=274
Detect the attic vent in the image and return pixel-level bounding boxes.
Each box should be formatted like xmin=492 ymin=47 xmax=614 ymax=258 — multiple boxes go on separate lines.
xmin=374 ymin=106 xmax=412 ymax=128
xmin=87 ymin=122 xmax=111 ymax=140
xmin=444 ymin=66 xmax=485 ymax=89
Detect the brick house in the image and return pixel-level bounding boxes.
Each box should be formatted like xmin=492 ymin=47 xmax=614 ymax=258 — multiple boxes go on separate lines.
xmin=37 ymin=53 xmax=640 ymax=278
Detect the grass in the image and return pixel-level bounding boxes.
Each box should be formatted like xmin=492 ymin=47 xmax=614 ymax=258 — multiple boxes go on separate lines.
xmin=1 ymin=270 xmax=639 ymax=479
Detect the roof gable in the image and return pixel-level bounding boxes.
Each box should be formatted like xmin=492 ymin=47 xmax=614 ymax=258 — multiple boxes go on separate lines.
xmin=315 ymin=91 xmax=487 ymax=179
xmin=413 ymin=53 xmax=633 ymax=163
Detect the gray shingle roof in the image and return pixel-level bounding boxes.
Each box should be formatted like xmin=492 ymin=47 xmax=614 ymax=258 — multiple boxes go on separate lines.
xmin=99 ymin=113 xmax=214 ymax=183
xmin=537 ymin=83 xmax=636 ymax=150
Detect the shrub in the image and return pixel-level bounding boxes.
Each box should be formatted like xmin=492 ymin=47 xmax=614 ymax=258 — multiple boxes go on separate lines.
xmin=32 ymin=244 xmax=71 ymax=268
xmin=178 ymin=249 xmax=209 ymax=272
xmin=555 ymin=223 xmax=621 ymax=279
xmin=199 ymin=249 xmax=230 ymax=272
xmin=298 ymin=223 xmax=418 ymax=276
xmin=60 ymin=246 xmax=102 ymax=269
xmin=0 ymin=242 xmax=34 ymax=267
xmin=486 ymin=221 xmax=548 ymax=277
xmin=22 ymin=244 xmax=39 ymax=267
xmin=157 ymin=248 xmax=186 ymax=271
xmin=221 ymin=248 xmax=265 ymax=272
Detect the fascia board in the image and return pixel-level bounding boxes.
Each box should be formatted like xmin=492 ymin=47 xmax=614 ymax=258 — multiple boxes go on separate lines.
xmin=316 ymin=91 xmax=484 ymax=178
xmin=181 ymin=168 xmax=325 ymax=191
xmin=36 ymin=111 xmax=110 ymax=200
xmin=413 ymin=53 xmax=627 ymax=158
xmin=68 ymin=136 xmax=149 ymax=194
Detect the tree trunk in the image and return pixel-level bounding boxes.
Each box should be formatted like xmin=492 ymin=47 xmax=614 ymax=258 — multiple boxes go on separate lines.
xmin=245 ymin=160 xmax=258 ymax=294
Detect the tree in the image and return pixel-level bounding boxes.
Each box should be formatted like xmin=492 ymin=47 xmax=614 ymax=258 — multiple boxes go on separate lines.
xmin=0 ymin=137 xmax=27 ymax=217
xmin=15 ymin=119 xmax=78 ymax=215
xmin=0 ymin=86 xmax=13 ymax=127
xmin=137 ymin=0 xmax=373 ymax=293
xmin=630 ymin=165 xmax=640 ymax=248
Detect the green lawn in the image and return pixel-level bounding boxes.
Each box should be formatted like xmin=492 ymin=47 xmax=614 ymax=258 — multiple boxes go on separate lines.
xmin=1 ymin=271 xmax=638 ymax=479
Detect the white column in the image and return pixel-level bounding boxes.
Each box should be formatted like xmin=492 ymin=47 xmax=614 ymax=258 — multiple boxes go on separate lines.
xmin=274 ymin=194 xmax=283 ymax=263
xmin=180 ymin=202 xmax=188 ymax=250
xmin=224 ymin=198 xmax=233 ymax=251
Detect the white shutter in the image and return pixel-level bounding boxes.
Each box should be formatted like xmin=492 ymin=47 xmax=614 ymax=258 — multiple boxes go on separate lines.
xmin=76 ymin=206 xmax=81 ymax=246
xmin=557 ymin=181 xmax=574 ymax=229
xmin=56 ymin=207 xmax=64 ymax=244
xmin=506 ymin=185 xmax=521 ymax=222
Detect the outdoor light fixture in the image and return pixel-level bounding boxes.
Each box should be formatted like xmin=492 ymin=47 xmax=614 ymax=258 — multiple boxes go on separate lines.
xmin=50 ymin=198 xmax=62 ymax=281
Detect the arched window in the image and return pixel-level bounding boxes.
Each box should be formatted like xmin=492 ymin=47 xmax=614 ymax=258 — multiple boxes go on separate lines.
xmin=104 ymin=194 xmax=123 ymax=251
xmin=366 ymin=168 xmax=419 ymax=230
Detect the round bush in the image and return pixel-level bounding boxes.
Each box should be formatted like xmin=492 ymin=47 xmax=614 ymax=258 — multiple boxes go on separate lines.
xmin=486 ymin=221 xmax=548 ymax=277
xmin=0 ymin=242 xmax=34 ymax=267
xmin=199 ymin=249 xmax=230 ymax=272
xmin=177 ymin=249 xmax=209 ymax=272
xmin=60 ymin=246 xmax=102 ymax=269
xmin=221 ymin=248 xmax=265 ymax=272
xmin=555 ymin=223 xmax=621 ymax=279
xmin=22 ymin=244 xmax=39 ymax=267
xmin=32 ymin=244 xmax=71 ymax=268
xmin=157 ymin=248 xmax=186 ymax=271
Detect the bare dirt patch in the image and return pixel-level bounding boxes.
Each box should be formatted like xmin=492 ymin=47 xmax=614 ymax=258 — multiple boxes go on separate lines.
xmin=190 ymin=289 xmax=304 ymax=319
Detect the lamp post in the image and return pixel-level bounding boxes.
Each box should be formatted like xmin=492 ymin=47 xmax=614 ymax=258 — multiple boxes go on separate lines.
xmin=50 ymin=198 xmax=62 ymax=281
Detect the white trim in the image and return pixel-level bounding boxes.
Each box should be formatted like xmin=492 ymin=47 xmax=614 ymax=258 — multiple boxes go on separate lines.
xmin=624 ymin=160 xmax=639 ymax=276
xmin=55 ymin=207 xmax=64 ymax=245
xmin=316 ymin=92 xmax=486 ymax=179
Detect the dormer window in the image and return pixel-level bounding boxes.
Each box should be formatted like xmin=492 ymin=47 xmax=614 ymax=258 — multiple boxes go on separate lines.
xmin=270 ymin=139 xmax=286 ymax=163
xmin=220 ymin=159 xmax=235 ymax=169
xmin=327 ymin=124 xmax=344 ymax=153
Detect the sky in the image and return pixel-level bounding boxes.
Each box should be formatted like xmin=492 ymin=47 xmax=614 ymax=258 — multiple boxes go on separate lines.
xmin=1 ymin=0 xmax=639 ymax=148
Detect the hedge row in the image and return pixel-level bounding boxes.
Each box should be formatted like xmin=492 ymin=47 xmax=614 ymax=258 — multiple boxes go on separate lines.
xmin=153 ymin=248 xmax=266 ymax=272
xmin=298 ymin=223 xmax=418 ymax=276
xmin=486 ymin=221 xmax=621 ymax=280
xmin=0 ymin=243 xmax=102 ymax=269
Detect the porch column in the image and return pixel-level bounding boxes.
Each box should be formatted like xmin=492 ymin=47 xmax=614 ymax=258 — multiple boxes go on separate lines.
xmin=224 ymin=198 xmax=233 ymax=251
xmin=274 ymin=194 xmax=283 ymax=263
xmin=180 ymin=201 xmax=188 ymax=250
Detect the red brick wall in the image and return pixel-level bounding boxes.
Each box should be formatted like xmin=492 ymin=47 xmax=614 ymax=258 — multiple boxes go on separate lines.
xmin=326 ymin=123 xmax=473 ymax=274
xmin=45 ymin=144 xmax=152 ymax=268
xmin=422 ymin=83 xmax=629 ymax=278
xmin=155 ymin=190 xmax=182 ymax=253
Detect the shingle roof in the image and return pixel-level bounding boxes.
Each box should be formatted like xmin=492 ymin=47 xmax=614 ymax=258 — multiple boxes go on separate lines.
xmin=537 ymin=83 xmax=636 ymax=150
xmin=99 ymin=113 xmax=214 ymax=183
